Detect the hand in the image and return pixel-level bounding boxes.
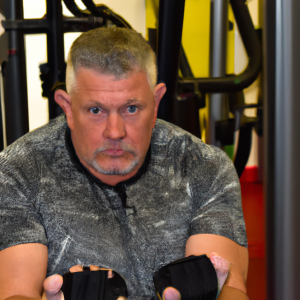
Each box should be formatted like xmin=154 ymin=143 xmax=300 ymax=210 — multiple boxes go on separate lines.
xmin=41 ymin=265 xmax=113 ymax=300
xmin=161 ymin=253 xmax=229 ymax=300
xmin=41 ymin=274 xmax=64 ymax=300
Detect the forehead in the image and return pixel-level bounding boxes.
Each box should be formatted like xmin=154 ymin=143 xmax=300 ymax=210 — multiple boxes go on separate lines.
xmin=74 ymin=68 xmax=151 ymax=95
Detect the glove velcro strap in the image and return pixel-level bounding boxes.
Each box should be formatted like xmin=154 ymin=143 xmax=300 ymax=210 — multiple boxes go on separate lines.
xmin=61 ymin=270 xmax=128 ymax=300
xmin=153 ymin=255 xmax=218 ymax=300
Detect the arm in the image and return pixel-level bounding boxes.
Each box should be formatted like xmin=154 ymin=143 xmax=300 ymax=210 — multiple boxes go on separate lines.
xmin=0 ymin=244 xmax=48 ymax=300
xmin=185 ymin=233 xmax=249 ymax=296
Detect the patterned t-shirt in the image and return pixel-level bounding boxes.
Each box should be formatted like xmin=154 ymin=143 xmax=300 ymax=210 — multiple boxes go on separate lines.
xmin=0 ymin=115 xmax=247 ymax=300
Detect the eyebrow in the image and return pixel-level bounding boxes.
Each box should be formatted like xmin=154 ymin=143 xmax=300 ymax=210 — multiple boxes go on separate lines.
xmin=83 ymin=98 xmax=144 ymax=108
xmin=125 ymin=98 xmax=140 ymax=105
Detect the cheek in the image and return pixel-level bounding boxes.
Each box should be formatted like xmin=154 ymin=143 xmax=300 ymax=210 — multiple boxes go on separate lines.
xmin=72 ymin=111 xmax=104 ymax=153
xmin=126 ymin=116 xmax=153 ymax=150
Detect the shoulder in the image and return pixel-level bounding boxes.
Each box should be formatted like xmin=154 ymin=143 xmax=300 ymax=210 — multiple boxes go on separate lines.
xmin=151 ymin=119 xmax=231 ymax=167
xmin=0 ymin=114 xmax=67 ymax=163
xmin=0 ymin=115 xmax=67 ymax=184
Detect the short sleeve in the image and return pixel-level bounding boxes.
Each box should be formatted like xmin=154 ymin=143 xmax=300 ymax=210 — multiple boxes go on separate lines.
xmin=0 ymin=147 xmax=48 ymax=251
xmin=188 ymin=144 xmax=247 ymax=248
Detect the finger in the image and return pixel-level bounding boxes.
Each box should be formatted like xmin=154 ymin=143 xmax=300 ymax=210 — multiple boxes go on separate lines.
xmin=107 ymin=269 xmax=114 ymax=278
xmin=90 ymin=265 xmax=101 ymax=271
xmin=210 ymin=252 xmax=230 ymax=291
xmin=163 ymin=287 xmax=181 ymax=300
xmin=69 ymin=265 xmax=84 ymax=273
xmin=92 ymin=266 xmax=114 ymax=278
xmin=42 ymin=274 xmax=64 ymax=300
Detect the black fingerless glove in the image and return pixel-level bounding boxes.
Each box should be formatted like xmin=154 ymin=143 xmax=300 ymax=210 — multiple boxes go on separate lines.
xmin=61 ymin=269 xmax=128 ymax=300
xmin=153 ymin=255 xmax=218 ymax=300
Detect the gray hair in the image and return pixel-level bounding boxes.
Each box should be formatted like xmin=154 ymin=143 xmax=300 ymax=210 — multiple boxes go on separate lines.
xmin=66 ymin=27 xmax=157 ymax=94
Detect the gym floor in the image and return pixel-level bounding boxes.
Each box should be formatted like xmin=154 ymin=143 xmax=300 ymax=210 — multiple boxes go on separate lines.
xmin=240 ymin=180 xmax=266 ymax=300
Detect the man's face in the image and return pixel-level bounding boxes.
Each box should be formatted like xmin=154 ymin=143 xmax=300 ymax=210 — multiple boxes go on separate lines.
xmin=62 ymin=68 xmax=165 ymax=184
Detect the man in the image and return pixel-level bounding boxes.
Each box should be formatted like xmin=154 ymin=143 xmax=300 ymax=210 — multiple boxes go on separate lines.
xmin=0 ymin=28 xmax=248 ymax=300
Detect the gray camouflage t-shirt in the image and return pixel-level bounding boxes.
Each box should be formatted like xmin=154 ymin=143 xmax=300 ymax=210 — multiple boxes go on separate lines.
xmin=0 ymin=115 xmax=247 ymax=299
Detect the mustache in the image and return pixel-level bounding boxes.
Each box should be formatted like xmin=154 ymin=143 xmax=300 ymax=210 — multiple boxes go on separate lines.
xmin=93 ymin=141 xmax=137 ymax=156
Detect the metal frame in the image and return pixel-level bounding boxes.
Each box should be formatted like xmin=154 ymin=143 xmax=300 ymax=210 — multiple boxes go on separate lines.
xmin=265 ymin=0 xmax=300 ymax=298
xmin=156 ymin=0 xmax=186 ymax=123
xmin=157 ymin=0 xmax=261 ymax=124
xmin=207 ymin=0 xmax=229 ymax=145
xmin=2 ymin=0 xmax=29 ymax=146
xmin=178 ymin=0 xmax=262 ymax=93
xmin=1 ymin=0 xmax=261 ymax=156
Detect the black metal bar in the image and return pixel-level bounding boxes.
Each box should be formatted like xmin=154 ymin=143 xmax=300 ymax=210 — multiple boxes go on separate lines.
xmin=234 ymin=122 xmax=253 ymax=177
xmin=2 ymin=19 xmax=49 ymax=33
xmin=81 ymin=0 xmax=101 ymax=16
xmin=46 ymin=0 xmax=65 ymax=119
xmin=0 ymin=62 xmax=5 ymax=151
xmin=157 ymin=0 xmax=186 ymax=122
xmin=3 ymin=0 xmax=29 ymax=145
xmin=264 ymin=0 xmax=276 ymax=298
xmin=63 ymin=16 xmax=103 ymax=33
xmin=81 ymin=0 xmax=131 ymax=28
xmin=63 ymin=0 xmax=90 ymax=17
xmin=179 ymin=0 xmax=262 ymax=93
xmin=2 ymin=17 xmax=104 ymax=34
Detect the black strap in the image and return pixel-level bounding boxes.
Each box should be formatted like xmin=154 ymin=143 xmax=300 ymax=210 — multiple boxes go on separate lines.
xmin=61 ymin=270 xmax=128 ymax=300
xmin=153 ymin=255 xmax=218 ymax=300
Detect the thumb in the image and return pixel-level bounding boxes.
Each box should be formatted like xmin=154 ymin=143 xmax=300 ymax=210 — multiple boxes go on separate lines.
xmin=163 ymin=287 xmax=181 ymax=300
xmin=42 ymin=274 xmax=64 ymax=300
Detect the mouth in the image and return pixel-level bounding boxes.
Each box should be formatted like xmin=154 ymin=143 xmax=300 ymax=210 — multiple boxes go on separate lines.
xmin=102 ymin=149 xmax=126 ymax=156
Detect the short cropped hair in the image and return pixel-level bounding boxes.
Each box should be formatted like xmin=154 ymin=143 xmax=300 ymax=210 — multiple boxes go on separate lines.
xmin=66 ymin=27 xmax=157 ymax=94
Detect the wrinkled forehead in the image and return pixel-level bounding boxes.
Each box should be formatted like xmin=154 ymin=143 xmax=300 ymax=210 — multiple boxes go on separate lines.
xmin=70 ymin=68 xmax=154 ymax=103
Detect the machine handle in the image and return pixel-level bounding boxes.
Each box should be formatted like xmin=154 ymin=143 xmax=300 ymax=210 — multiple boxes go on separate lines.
xmin=63 ymin=0 xmax=90 ymax=17
xmin=80 ymin=0 xmax=132 ymax=28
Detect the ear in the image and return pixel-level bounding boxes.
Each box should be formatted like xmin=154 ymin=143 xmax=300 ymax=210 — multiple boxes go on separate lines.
xmin=152 ymin=83 xmax=167 ymax=128
xmin=54 ymin=89 xmax=74 ymax=129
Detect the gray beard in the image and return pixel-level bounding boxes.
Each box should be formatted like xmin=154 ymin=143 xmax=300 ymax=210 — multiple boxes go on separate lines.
xmin=88 ymin=156 xmax=141 ymax=175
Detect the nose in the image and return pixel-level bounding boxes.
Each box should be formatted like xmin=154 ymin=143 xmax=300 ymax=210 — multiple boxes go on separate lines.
xmin=103 ymin=113 xmax=126 ymax=140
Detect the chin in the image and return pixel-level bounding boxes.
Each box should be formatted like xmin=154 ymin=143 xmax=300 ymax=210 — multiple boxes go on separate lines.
xmin=92 ymin=157 xmax=141 ymax=176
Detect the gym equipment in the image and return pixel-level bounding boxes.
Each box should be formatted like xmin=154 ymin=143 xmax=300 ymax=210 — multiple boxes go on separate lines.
xmin=0 ymin=1 xmax=5 ymax=151
xmin=157 ymin=0 xmax=261 ymax=122
xmin=264 ymin=0 xmax=300 ymax=299
xmin=0 ymin=0 xmax=262 ymax=177
xmin=0 ymin=0 xmax=28 ymax=147
xmin=0 ymin=0 xmax=131 ymax=147
xmin=156 ymin=0 xmax=262 ymax=176
xmin=61 ymin=269 xmax=128 ymax=300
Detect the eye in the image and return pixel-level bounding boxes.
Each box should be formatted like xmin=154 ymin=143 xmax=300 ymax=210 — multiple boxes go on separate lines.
xmin=90 ymin=107 xmax=101 ymax=115
xmin=127 ymin=105 xmax=137 ymax=114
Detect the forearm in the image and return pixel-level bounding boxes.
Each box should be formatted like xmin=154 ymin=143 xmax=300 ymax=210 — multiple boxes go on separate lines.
xmin=4 ymin=296 xmax=40 ymax=300
xmin=218 ymin=286 xmax=249 ymax=300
